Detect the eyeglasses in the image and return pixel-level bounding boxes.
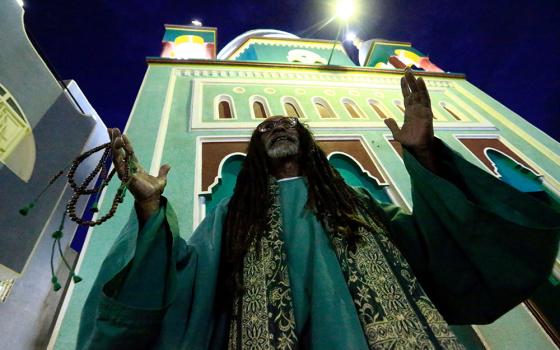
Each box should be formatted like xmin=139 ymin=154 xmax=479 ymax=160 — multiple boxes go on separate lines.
xmin=256 ymin=117 xmax=298 ymax=133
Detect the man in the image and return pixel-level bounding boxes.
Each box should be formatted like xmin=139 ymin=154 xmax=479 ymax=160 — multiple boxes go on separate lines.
xmin=78 ymin=70 xmax=559 ymax=349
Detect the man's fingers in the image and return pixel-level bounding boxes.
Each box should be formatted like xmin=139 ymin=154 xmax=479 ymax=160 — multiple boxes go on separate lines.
xmin=401 ymin=77 xmax=411 ymax=102
xmin=404 ymin=68 xmax=418 ymax=93
xmin=157 ymin=164 xmax=171 ymax=180
xmin=416 ymin=77 xmax=431 ymax=107
xmin=121 ymin=134 xmax=139 ymax=163
xmin=108 ymin=128 xmax=128 ymax=179
xmin=121 ymin=135 xmax=134 ymax=154
xmin=384 ymin=118 xmax=400 ymax=138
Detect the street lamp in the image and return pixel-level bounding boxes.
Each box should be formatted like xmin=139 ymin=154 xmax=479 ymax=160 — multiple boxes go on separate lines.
xmin=345 ymin=31 xmax=356 ymax=41
xmin=335 ymin=0 xmax=355 ymax=21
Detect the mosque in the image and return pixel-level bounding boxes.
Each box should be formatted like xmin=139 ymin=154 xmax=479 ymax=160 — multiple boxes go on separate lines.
xmin=54 ymin=23 xmax=560 ymax=350
xmin=1 ymin=2 xmax=559 ymax=348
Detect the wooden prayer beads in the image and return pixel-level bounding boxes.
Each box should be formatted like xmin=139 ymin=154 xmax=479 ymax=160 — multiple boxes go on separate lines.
xmin=65 ymin=141 xmax=134 ymax=226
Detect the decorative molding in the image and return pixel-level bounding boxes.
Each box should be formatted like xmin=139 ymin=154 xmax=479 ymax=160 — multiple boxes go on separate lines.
xmin=175 ymin=68 xmax=456 ymax=88
xmin=147 ymin=57 xmax=467 ymax=80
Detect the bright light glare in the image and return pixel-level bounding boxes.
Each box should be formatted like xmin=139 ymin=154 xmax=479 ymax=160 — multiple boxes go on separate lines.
xmin=345 ymin=31 xmax=356 ymax=41
xmin=16 ymin=0 xmax=24 ymax=7
xmin=191 ymin=19 xmax=202 ymax=26
xmin=335 ymin=0 xmax=355 ymax=20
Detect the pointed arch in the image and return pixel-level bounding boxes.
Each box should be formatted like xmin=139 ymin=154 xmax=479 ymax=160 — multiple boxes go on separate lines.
xmin=484 ymin=148 xmax=543 ymax=192
xmin=327 ymin=152 xmax=391 ymax=203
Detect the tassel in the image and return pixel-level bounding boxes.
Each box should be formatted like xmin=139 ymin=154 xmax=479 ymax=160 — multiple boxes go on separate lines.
xmin=19 ymin=170 xmax=65 ymax=216
xmin=24 ymin=139 xmax=136 ymax=290
xmin=51 ymin=276 xmax=61 ymax=292
xmin=50 ymin=238 xmax=60 ymax=292
xmin=73 ymin=275 xmax=83 ymax=283
xmin=49 ymin=212 xmax=82 ymax=291
xmin=90 ymin=202 xmax=99 ymax=213
xmin=19 ymin=203 xmax=34 ymax=216
xmin=57 ymin=232 xmax=82 ymax=285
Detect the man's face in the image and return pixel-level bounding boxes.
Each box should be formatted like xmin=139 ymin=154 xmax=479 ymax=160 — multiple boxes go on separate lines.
xmin=258 ymin=116 xmax=300 ymax=159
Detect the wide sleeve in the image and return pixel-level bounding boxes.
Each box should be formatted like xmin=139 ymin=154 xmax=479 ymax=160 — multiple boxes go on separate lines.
xmin=77 ymin=197 xmax=229 ymax=350
xmin=373 ymin=139 xmax=560 ymax=325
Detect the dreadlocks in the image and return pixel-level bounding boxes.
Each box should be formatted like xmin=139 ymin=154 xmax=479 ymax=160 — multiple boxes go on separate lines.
xmin=216 ymin=119 xmax=385 ymax=310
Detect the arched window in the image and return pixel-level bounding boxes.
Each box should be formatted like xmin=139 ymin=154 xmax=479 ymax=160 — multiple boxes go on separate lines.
xmin=342 ymin=98 xmax=365 ymax=119
xmin=368 ymin=99 xmax=389 ymax=119
xmin=214 ymin=95 xmax=235 ymax=119
xmin=285 ymin=102 xmax=300 ymax=118
xmin=253 ymin=101 xmax=267 ymax=119
xmin=282 ymin=96 xmax=304 ymax=118
xmin=218 ymin=101 xmax=232 ymax=119
xmin=440 ymin=101 xmax=462 ymax=121
xmin=250 ymin=96 xmax=270 ymax=119
xmin=393 ymin=100 xmax=406 ymax=114
xmin=313 ymin=97 xmax=336 ymax=119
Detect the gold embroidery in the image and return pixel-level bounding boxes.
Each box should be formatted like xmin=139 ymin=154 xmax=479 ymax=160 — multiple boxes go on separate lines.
xmin=229 ymin=181 xmax=298 ymax=349
xmin=228 ymin=181 xmax=464 ymax=349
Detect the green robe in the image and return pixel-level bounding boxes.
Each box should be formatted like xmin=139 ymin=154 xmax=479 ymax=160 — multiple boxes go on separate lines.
xmin=77 ymin=142 xmax=560 ymax=349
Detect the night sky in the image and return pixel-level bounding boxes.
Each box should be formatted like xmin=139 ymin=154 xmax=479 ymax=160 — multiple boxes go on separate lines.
xmin=22 ymin=0 xmax=559 ymax=140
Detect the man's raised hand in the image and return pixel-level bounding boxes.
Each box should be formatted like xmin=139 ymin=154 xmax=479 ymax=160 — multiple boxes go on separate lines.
xmin=108 ymin=128 xmax=171 ymax=220
xmin=384 ymin=69 xmax=439 ymax=172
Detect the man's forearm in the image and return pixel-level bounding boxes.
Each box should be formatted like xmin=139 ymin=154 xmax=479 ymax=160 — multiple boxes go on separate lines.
xmin=406 ymin=144 xmax=440 ymax=175
xmin=135 ymin=197 xmax=162 ymax=226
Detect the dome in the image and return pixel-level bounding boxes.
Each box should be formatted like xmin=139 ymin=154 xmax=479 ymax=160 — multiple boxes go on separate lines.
xmin=217 ymin=29 xmax=299 ymax=60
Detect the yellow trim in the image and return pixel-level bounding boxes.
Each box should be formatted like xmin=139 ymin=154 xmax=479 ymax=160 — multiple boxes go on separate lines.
xmin=175 ymin=35 xmax=204 ymax=44
xmin=164 ymin=24 xmax=217 ymax=33
xmin=395 ymin=49 xmax=421 ymax=64
xmin=454 ymin=84 xmax=560 ymax=166
xmin=444 ymin=90 xmax=487 ymax=123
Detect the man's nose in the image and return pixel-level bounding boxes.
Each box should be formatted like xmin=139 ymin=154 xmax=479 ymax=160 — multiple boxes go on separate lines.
xmin=271 ymin=122 xmax=288 ymax=132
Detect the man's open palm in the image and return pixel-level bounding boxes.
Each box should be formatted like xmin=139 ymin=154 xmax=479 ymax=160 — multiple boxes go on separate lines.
xmin=108 ymin=128 xmax=170 ymax=203
xmin=385 ymin=68 xmax=434 ymax=152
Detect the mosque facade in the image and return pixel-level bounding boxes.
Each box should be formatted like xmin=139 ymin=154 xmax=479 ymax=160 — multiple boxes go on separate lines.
xmin=51 ymin=24 xmax=560 ymax=349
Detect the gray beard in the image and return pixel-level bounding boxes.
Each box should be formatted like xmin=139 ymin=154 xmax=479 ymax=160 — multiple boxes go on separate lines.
xmin=265 ymin=139 xmax=300 ymax=159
